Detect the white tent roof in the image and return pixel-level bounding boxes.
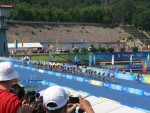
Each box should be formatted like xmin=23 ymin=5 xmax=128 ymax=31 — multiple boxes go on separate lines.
xmin=40 ymin=87 xmax=145 ymax=113
xmin=8 ymin=43 xmax=43 ymax=48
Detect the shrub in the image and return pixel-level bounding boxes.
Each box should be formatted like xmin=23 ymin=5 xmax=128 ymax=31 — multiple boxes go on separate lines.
xmin=107 ymin=47 xmax=114 ymax=52
xmin=73 ymin=48 xmax=79 ymax=53
xmin=120 ymin=47 xmax=125 ymax=52
xmin=90 ymin=44 xmax=94 ymax=48
xmin=89 ymin=47 xmax=97 ymax=52
xmin=132 ymin=46 xmax=138 ymax=52
xmin=98 ymin=47 xmax=106 ymax=52
xmin=127 ymin=36 xmax=134 ymax=41
xmin=81 ymin=47 xmax=87 ymax=53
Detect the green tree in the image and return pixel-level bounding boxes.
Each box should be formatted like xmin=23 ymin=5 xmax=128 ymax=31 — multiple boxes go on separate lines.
xmin=132 ymin=46 xmax=138 ymax=52
xmin=120 ymin=47 xmax=125 ymax=52
xmin=89 ymin=47 xmax=97 ymax=52
xmin=133 ymin=10 xmax=150 ymax=30
xmin=98 ymin=47 xmax=106 ymax=52
xmin=112 ymin=0 xmax=135 ymax=24
xmin=107 ymin=47 xmax=114 ymax=52
xmin=73 ymin=48 xmax=79 ymax=53
xmin=81 ymin=47 xmax=88 ymax=53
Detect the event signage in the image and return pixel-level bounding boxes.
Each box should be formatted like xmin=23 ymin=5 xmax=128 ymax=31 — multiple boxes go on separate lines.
xmin=75 ymin=77 xmax=84 ymax=82
xmin=110 ymin=84 xmax=123 ymax=91
xmin=31 ymin=68 xmax=36 ymax=71
xmin=116 ymin=73 xmax=135 ymax=81
xmin=16 ymin=64 xmax=150 ymax=98
xmin=94 ymin=52 xmax=149 ymax=62
xmin=66 ymin=75 xmax=73 ymax=79
xmin=84 ymin=78 xmax=90 ymax=83
xmin=44 ymin=71 xmax=48 ymax=73
xmin=61 ymin=74 xmax=66 ymax=78
xmin=143 ymin=91 xmax=150 ymax=97
xmin=126 ymin=88 xmax=144 ymax=96
xmin=55 ymin=73 xmax=61 ymax=77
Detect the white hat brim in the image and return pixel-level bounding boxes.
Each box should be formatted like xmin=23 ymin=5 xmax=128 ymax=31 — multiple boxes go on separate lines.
xmin=0 ymin=69 xmax=19 ymax=81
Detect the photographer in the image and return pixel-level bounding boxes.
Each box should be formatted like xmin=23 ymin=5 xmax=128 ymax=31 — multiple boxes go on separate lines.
xmin=43 ymin=85 xmax=95 ymax=113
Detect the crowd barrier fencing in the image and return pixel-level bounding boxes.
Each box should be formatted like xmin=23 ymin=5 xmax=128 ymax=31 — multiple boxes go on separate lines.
xmin=38 ymin=79 xmax=150 ymax=113
xmin=17 ymin=64 xmax=150 ymax=113
xmin=15 ymin=64 xmax=150 ymax=98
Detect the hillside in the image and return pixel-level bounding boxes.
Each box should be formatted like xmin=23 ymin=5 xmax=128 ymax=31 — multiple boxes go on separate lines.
xmin=1 ymin=0 xmax=149 ymax=31
xmin=6 ymin=23 xmax=130 ymax=43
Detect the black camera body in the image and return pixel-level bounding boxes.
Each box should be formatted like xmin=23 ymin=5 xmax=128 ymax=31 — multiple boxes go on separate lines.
xmin=69 ymin=97 xmax=79 ymax=103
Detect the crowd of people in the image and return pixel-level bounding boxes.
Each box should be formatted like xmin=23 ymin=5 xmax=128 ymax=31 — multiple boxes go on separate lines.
xmin=22 ymin=61 xmax=117 ymax=84
xmin=0 ymin=61 xmax=95 ymax=113
xmin=20 ymin=61 xmax=142 ymax=84
xmin=21 ymin=60 xmax=144 ymax=84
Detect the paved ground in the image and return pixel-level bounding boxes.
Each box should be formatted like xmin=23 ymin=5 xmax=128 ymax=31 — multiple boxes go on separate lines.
xmin=15 ymin=64 xmax=150 ymax=111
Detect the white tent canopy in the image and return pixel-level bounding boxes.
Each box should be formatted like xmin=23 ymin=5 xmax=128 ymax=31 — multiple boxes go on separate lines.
xmin=8 ymin=43 xmax=43 ymax=49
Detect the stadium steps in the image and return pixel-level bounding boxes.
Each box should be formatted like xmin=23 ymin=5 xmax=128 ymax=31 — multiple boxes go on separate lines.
xmin=122 ymin=26 xmax=150 ymax=46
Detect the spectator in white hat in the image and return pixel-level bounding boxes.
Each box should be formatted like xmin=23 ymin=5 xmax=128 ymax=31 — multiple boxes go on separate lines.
xmin=43 ymin=85 xmax=95 ymax=113
xmin=0 ymin=62 xmax=32 ymax=113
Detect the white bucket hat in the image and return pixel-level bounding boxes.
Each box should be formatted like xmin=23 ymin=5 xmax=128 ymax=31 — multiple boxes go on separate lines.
xmin=0 ymin=62 xmax=19 ymax=81
xmin=43 ymin=85 xmax=68 ymax=110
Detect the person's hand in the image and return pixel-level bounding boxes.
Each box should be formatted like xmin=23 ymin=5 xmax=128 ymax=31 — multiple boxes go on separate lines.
xmin=78 ymin=95 xmax=95 ymax=113
xmin=67 ymin=103 xmax=78 ymax=113
xmin=21 ymin=104 xmax=33 ymax=113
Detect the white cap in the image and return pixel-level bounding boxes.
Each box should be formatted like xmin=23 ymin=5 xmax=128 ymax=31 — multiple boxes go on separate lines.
xmin=0 ymin=62 xmax=19 ymax=81
xmin=43 ymin=85 xmax=68 ymax=110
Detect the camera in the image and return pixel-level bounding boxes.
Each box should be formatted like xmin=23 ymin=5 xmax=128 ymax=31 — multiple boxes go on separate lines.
xmin=69 ymin=97 xmax=79 ymax=103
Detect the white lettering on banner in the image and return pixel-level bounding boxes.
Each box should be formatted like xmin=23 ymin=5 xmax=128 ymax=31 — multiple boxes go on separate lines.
xmin=48 ymin=71 xmax=53 ymax=75
xmin=38 ymin=69 xmax=44 ymax=73
xmin=111 ymin=84 xmax=122 ymax=91
xmin=144 ymin=92 xmax=150 ymax=96
xmin=117 ymin=73 xmax=133 ymax=81
xmin=66 ymin=75 xmax=73 ymax=79
xmin=61 ymin=74 xmax=66 ymax=77
xmin=56 ymin=73 xmax=61 ymax=77
xmin=90 ymin=80 xmax=101 ymax=86
xmin=128 ymin=88 xmax=143 ymax=95
xmin=84 ymin=79 xmax=90 ymax=83
xmin=76 ymin=77 xmax=83 ymax=82
xmin=103 ymin=83 xmax=109 ymax=87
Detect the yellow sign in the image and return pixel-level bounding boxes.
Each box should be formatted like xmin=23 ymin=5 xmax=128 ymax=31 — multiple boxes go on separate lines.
xmin=147 ymin=78 xmax=150 ymax=84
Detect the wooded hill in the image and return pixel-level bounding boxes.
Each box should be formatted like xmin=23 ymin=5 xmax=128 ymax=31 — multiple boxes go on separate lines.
xmin=1 ymin=0 xmax=150 ymax=30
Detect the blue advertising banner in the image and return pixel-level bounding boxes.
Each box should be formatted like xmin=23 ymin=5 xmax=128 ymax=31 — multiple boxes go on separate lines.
xmin=31 ymin=68 xmax=36 ymax=71
xmin=84 ymin=78 xmax=90 ymax=83
xmin=94 ymin=52 xmax=149 ymax=60
xmin=125 ymin=65 xmax=143 ymax=69
xmin=75 ymin=77 xmax=84 ymax=82
xmin=109 ymin=84 xmax=123 ymax=91
xmin=61 ymin=74 xmax=66 ymax=78
xmin=16 ymin=64 xmax=150 ymax=98
xmin=66 ymin=75 xmax=73 ymax=79
xmin=126 ymin=88 xmax=144 ymax=96
xmin=55 ymin=73 xmax=61 ymax=77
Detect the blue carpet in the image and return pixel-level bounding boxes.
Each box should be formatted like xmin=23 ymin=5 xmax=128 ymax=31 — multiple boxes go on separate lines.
xmin=15 ymin=66 xmax=150 ymax=111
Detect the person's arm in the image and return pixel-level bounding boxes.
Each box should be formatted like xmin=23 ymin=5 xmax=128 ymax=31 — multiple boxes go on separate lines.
xmin=21 ymin=104 xmax=33 ymax=113
xmin=78 ymin=95 xmax=95 ymax=113
xmin=67 ymin=103 xmax=78 ymax=113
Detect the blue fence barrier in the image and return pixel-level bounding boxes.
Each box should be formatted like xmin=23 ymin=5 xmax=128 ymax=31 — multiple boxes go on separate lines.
xmin=15 ymin=64 xmax=150 ymax=98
